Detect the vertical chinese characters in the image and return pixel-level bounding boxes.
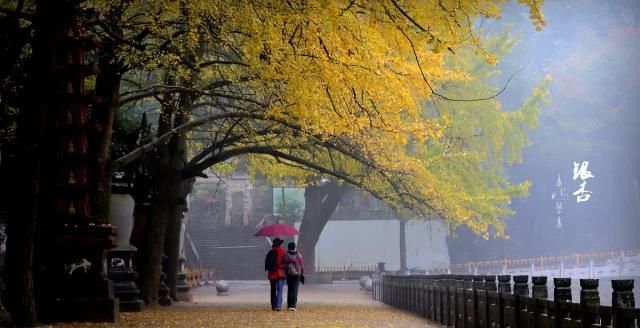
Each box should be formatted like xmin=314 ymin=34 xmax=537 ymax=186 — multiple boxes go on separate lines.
xmin=572 ymin=161 xmax=594 ymax=203
xmin=552 ymin=175 xmax=569 ymax=229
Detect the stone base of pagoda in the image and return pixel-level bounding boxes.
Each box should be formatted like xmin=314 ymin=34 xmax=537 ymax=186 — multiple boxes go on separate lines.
xmin=51 ymin=283 xmax=120 ymax=323
xmin=39 ymin=224 xmax=120 ymax=323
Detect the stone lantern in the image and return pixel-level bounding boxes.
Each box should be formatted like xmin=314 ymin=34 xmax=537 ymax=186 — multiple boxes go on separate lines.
xmin=108 ymin=192 xmax=144 ymax=312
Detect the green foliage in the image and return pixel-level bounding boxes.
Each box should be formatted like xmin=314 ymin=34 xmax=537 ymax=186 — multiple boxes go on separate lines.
xmin=273 ymin=188 xmax=304 ymax=224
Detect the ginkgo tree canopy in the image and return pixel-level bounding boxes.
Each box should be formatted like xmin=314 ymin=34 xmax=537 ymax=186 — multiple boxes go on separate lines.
xmin=90 ymin=0 xmax=547 ymax=237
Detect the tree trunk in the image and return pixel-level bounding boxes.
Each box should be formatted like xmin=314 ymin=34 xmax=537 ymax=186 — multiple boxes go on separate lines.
xmin=138 ymin=89 xmax=175 ymax=304
xmin=164 ymin=178 xmax=194 ymax=300
xmin=297 ymin=181 xmax=348 ymax=273
xmin=139 ymin=178 xmax=171 ymax=305
xmin=3 ymin=73 xmax=41 ymax=325
xmin=139 ymin=83 xmax=192 ymax=304
xmin=3 ymin=0 xmax=70 ymax=324
xmin=164 ymin=204 xmax=183 ymax=300
xmin=93 ymin=40 xmax=122 ymax=223
xmin=4 ymin=161 xmax=38 ymax=326
xmin=399 ymin=217 xmax=407 ymax=273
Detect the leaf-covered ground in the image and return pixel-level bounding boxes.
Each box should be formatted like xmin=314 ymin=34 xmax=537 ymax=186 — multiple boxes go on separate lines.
xmin=56 ymin=303 xmax=436 ymax=327
xmin=53 ymin=281 xmax=438 ymax=327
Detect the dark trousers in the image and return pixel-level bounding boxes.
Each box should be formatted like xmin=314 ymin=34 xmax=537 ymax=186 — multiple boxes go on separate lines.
xmin=286 ymin=276 xmax=300 ymax=308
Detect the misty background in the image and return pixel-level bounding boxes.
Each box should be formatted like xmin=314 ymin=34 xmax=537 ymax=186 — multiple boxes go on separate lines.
xmin=448 ymin=0 xmax=640 ymax=263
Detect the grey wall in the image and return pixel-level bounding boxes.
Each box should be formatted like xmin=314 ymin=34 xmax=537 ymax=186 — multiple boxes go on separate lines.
xmin=309 ymin=219 xmax=450 ymax=271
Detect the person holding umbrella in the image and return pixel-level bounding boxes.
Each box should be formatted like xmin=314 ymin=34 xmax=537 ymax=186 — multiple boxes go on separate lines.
xmin=257 ymin=223 xmax=300 ymax=311
xmin=265 ymin=237 xmax=286 ymax=311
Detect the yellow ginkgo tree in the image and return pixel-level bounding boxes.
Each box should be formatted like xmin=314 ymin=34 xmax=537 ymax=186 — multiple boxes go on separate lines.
xmin=89 ymin=0 xmax=548 ymax=303
xmin=246 ymin=30 xmax=550 ymax=272
xmin=0 ymin=0 xmax=552 ymax=320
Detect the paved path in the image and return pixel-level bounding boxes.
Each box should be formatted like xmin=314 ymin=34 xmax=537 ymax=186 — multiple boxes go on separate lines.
xmin=58 ymin=280 xmax=439 ymax=327
xmin=191 ymin=280 xmax=380 ymax=306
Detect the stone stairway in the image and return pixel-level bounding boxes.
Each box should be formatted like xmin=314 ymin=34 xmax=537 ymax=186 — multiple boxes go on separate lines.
xmin=187 ymin=224 xmax=270 ymax=280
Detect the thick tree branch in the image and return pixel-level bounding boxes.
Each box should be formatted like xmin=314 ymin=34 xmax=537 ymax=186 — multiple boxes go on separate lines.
xmin=113 ymin=112 xmax=259 ymax=170
xmin=199 ymin=60 xmax=248 ymax=68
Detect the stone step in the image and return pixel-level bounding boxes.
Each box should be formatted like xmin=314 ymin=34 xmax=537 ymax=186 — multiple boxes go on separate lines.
xmin=187 ymin=223 xmax=269 ymax=280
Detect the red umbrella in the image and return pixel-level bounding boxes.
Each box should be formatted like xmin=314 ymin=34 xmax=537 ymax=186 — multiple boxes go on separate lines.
xmin=255 ymin=223 xmax=299 ymax=237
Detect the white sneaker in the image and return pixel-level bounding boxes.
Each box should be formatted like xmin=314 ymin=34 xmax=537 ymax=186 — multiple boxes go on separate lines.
xmin=288 ymin=307 xmax=297 ymax=311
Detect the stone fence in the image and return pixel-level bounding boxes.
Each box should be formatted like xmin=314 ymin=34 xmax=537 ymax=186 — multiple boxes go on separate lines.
xmin=372 ymin=274 xmax=639 ymax=327
xmin=445 ymin=249 xmax=640 ymax=279
xmin=317 ymin=265 xmax=377 ymax=280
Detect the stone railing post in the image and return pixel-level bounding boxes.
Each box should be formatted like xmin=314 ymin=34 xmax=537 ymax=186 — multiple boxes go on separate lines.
xmin=471 ymin=275 xmax=484 ymax=326
xmin=403 ymin=276 xmax=409 ymax=311
xmin=385 ymin=276 xmax=390 ymax=305
xmin=553 ymin=278 xmax=572 ymax=302
xmin=473 ymin=275 xmax=485 ymax=290
xmin=476 ymin=275 xmax=490 ymax=327
xmin=393 ymin=276 xmax=399 ymax=308
xmin=416 ymin=276 xmax=423 ymax=314
xmin=447 ymin=276 xmax=458 ymax=326
xmin=611 ymin=279 xmax=635 ymax=328
xmin=433 ymin=275 xmax=442 ymax=322
xmin=485 ymin=275 xmax=499 ymax=326
xmin=513 ymin=275 xmax=529 ymax=296
xmin=394 ymin=276 xmax=400 ymax=308
xmin=410 ymin=276 xmax=418 ymax=313
xmin=463 ymin=275 xmax=474 ymax=326
xmin=395 ymin=276 xmax=401 ymax=309
xmin=402 ymin=276 xmax=411 ymax=311
xmin=579 ymin=279 xmax=599 ymax=326
xmin=380 ymin=276 xmax=386 ymax=303
xmin=500 ymin=275 xmax=517 ymax=327
xmin=405 ymin=276 xmax=411 ymax=311
xmin=384 ymin=275 xmax=389 ymax=305
xmin=400 ymin=276 xmax=404 ymax=309
xmin=427 ymin=276 xmax=436 ymax=320
xmin=441 ymin=276 xmax=452 ymax=326
xmin=418 ymin=276 xmax=424 ymax=318
xmin=485 ymin=275 xmax=497 ymax=292
xmin=532 ymin=276 xmax=548 ymax=299
xmin=454 ymin=276 xmax=465 ymax=327
xmin=498 ymin=275 xmax=512 ymax=294
xmin=394 ymin=276 xmax=399 ymax=308
xmin=553 ymin=278 xmax=572 ymax=322
xmin=531 ymin=276 xmax=548 ymax=326
xmin=401 ymin=276 xmax=407 ymax=311
xmin=371 ymin=277 xmax=376 ymax=300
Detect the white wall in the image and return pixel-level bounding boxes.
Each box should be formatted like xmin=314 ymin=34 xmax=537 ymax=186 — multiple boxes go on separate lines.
xmin=310 ymin=219 xmax=450 ymax=271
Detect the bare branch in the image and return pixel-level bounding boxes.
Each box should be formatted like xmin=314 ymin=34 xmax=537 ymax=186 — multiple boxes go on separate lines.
xmin=199 ymin=60 xmax=248 ymax=68
xmin=392 ymin=15 xmax=521 ymax=102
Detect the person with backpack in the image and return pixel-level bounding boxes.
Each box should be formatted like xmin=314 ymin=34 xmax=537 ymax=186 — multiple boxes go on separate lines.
xmin=285 ymin=242 xmax=304 ymax=311
xmin=265 ymin=237 xmax=286 ymax=311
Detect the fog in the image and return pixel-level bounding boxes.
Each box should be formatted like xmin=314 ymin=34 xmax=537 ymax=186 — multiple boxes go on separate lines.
xmin=448 ymin=0 xmax=640 ymax=263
